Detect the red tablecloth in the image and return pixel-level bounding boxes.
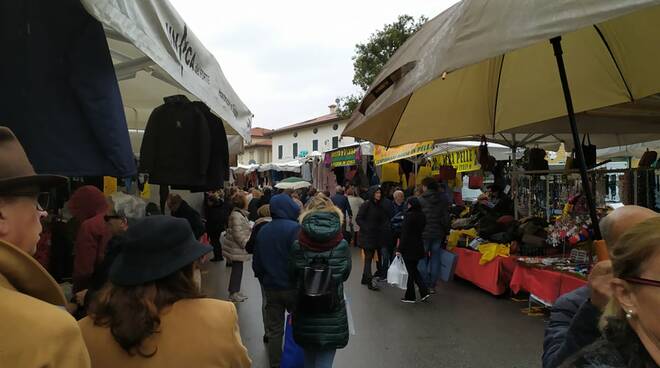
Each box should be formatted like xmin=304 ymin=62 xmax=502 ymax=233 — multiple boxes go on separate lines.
xmin=452 ymin=247 xmax=517 ymax=296
xmin=510 ymin=264 xmax=587 ymax=304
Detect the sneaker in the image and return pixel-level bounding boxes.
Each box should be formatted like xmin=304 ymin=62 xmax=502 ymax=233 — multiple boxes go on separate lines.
xmin=400 ymin=298 xmax=416 ymax=304
xmin=367 ymin=280 xmax=380 ymax=291
xmin=361 ymin=276 xmax=371 ymax=285
xmin=420 ymin=294 xmax=432 ymax=303
xmin=229 ymin=293 xmax=245 ymax=303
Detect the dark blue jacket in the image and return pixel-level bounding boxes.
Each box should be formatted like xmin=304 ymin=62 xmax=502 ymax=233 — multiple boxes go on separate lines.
xmin=253 ymin=194 xmax=301 ymax=290
xmin=543 ymin=286 xmax=602 ymax=368
xmin=331 ymin=193 xmax=353 ymax=218
xmin=0 ymin=0 xmax=135 ymax=177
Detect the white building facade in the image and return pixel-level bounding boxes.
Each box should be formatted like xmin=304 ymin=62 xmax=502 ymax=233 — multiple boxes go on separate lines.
xmin=269 ymin=105 xmax=357 ymax=163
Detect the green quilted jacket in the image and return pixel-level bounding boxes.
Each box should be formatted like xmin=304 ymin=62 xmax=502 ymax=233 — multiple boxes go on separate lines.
xmin=289 ymin=211 xmax=352 ymax=350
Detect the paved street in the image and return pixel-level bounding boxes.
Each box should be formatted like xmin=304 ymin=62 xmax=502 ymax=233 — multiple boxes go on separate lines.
xmin=202 ymin=248 xmax=545 ymax=368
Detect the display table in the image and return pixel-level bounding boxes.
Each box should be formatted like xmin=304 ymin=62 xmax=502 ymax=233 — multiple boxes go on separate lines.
xmin=510 ymin=263 xmax=587 ymax=305
xmin=452 ymin=247 xmax=517 ymax=296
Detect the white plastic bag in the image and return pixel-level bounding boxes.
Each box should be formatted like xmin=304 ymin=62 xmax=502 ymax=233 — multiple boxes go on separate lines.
xmin=387 ymin=255 xmax=408 ymax=290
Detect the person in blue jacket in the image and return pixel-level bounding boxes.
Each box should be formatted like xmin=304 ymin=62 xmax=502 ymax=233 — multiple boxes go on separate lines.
xmin=253 ymin=194 xmax=301 ymax=368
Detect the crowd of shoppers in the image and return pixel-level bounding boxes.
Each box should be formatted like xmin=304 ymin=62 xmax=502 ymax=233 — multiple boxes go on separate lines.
xmin=3 ymin=122 xmax=660 ymax=368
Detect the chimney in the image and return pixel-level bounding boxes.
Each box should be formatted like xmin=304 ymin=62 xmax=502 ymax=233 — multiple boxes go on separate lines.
xmin=328 ymin=104 xmax=337 ymax=114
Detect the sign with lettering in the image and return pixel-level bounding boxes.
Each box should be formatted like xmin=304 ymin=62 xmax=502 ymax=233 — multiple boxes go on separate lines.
xmin=431 ymin=147 xmax=481 ymax=173
xmin=330 ymin=146 xmax=358 ymax=167
xmin=374 ymin=141 xmax=434 ymax=166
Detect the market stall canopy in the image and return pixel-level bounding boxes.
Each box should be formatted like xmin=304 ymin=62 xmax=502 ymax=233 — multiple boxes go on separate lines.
xmin=342 ymin=0 xmax=660 ymax=147
xmin=596 ymin=139 xmax=660 ymax=159
xmin=81 ymin=0 xmax=253 ymax=147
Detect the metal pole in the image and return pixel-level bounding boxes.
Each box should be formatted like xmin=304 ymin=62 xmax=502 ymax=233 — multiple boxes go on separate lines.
xmin=550 ymin=36 xmax=602 ymax=240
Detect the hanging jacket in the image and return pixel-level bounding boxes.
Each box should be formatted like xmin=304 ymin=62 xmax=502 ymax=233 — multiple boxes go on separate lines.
xmin=140 ymin=96 xmax=211 ymax=188
xmin=356 ymin=186 xmax=393 ymax=250
xmin=222 ymin=209 xmax=252 ymax=262
xmin=289 ymin=211 xmax=351 ymax=350
xmin=0 ymin=0 xmax=135 ymax=177
xmin=398 ymin=198 xmax=426 ymax=261
xmin=192 ymin=102 xmax=230 ymax=186
xmin=253 ymin=195 xmax=301 ymax=290
xmin=418 ymin=189 xmax=450 ymax=241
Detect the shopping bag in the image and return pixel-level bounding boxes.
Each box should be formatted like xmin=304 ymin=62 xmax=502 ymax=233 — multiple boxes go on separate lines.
xmin=281 ymin=314 xmax=304 ymax=368
xmin=439 ymin=248 xmax=458 ymax=282
xmin=387 ymin=255 xmax=408 ymax=290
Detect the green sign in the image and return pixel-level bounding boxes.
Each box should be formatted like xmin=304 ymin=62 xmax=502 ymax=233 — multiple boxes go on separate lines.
xmin=330 ymin=146 xmax=357 ymax=167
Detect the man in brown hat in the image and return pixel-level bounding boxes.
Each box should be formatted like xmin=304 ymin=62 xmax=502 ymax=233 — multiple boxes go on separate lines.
xmin=0 ymin=126 xmax=90 ymax=366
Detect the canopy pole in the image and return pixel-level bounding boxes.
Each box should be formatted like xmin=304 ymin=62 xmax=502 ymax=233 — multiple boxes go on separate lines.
xmin=550 ymin=36 xmax=602 ymax=241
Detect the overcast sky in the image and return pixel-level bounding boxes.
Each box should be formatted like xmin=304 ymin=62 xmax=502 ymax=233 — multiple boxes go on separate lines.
xmin=169 ymin=0 xmax=457 ymax=129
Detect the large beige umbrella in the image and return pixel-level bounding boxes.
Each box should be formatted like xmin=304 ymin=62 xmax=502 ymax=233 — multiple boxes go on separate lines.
xmin=343 ymin=1 xmax=660 ymax=146
xmin=343 ymin=0 xmax=660 ymax=239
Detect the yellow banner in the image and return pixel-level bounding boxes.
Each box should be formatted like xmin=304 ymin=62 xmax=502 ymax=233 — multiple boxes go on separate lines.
xmin=431 ymin=147 xmax=481 ymax=173
xmin=374 ymin=141 xmax=434 ymax=166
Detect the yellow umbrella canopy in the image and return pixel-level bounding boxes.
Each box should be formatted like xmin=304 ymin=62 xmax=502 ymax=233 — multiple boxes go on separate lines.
xmin=343 ymin=0 xmax=660 ymax=147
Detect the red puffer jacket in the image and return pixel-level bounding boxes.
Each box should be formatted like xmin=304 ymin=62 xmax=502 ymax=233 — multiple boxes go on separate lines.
xmin=68 ymin=186 xmax=110 ymax=292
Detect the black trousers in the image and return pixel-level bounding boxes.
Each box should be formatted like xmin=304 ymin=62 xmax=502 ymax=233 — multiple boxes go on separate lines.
xmin=228 ymin=261 xmax=243 ymax=293
xmin=404 ymin=258 xmax=429 ymax=300
xmin=362 ymin=249 xmax=376 ymax=280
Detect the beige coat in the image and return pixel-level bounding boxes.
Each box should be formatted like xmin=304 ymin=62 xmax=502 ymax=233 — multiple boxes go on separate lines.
xmin=0 ymin=240 xmax=90 ymax=367
xmin=79 ymin=298 xmax=251 ymax=368
xmin=221 ymin=209 xmax=252 ymax=262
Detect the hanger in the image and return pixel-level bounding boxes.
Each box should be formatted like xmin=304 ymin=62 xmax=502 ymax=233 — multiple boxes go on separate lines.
xmin=163 ymin=95 xmax=191 ymax=104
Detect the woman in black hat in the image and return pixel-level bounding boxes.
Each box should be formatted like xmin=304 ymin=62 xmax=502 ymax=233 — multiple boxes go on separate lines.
xmin=78 ymin=215 xmax=251 ymax=368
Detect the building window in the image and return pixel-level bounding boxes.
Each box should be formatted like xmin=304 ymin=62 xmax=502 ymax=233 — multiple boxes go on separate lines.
xmin=293 ymin=143 xmax=298 ymax=158
xmin=332 ymin=123 xmax=339 ymax=131
xmin=278 ymin=145 xmax=283 ymax=159
xmin=332 ymin=136 xmax=339 ymax=149
xmin=312 ymin=139 xmax=318 ymax=152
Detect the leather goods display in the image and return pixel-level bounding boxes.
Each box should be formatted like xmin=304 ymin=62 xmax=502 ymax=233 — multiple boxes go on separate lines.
xmin=581 ymin=134 xmax=597 ymax=169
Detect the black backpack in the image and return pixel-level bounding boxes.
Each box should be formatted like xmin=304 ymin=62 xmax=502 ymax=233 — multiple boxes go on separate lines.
xmin=298 ymin=251 xmax=340 ymax=314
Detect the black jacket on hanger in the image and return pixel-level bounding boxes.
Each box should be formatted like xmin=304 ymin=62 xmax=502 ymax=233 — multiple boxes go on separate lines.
xmin=140 ymin=95 xmax=211 ymax=187
xmin=192 ymin=102 xmax=230 ymax=188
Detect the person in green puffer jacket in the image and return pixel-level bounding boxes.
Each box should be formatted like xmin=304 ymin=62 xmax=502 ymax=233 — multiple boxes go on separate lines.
xmin=289 ymin=194 xmax=352 ymax=368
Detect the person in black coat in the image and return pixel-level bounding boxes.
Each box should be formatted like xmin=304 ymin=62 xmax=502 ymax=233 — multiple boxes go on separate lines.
xmin=204 ymin=190 xmax=227 ymax=261
xmin=396 ymin=197 xmax=430 ymax=303
xmin=167 ymin=194 xmax=205 ymax=239
xmin=356 ymin=185 xmax=393 ymax=291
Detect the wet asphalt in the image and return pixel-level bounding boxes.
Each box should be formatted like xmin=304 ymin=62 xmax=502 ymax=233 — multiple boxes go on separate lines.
xmin=201 ymin=247 xmax=545 ymax=368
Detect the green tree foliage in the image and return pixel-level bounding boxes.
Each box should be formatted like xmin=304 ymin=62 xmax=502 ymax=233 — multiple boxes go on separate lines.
xmin=337 ymin=15 xmax=427 ymax=119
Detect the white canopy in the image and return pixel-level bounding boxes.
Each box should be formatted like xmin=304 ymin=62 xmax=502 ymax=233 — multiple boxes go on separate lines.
xmin=81 ymin=0 xmax=253 ymax=152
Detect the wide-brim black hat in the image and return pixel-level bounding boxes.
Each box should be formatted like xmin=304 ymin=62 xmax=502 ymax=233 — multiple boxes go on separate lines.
xmin=110 ymin=215 xmax=212 ymax=286
xmin=0 ymin=127 xmax=67 ymax=192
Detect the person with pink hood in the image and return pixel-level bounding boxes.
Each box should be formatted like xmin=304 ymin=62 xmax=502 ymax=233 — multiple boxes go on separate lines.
xmin=68 ymin=185 xmax=111 ymax=294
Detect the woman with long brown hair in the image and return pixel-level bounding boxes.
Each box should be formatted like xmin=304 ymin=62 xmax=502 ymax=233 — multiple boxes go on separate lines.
xmin=78 ymin=216 xmax=251 ymax=368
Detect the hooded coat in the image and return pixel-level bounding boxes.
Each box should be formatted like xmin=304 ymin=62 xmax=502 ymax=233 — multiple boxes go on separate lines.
xmin=0 ymin=239 xmax=90 ymax=367
xmin=356 ymin=186 xmax=393 ymax=250
xmin=253 ymin=194 xmax=301 ymax=290
xmin=398 ymin=198 xmax=427 ymax=261
xmin=289 ymin=210 xmax=351 ymax=350
xmin=69 ymin=186 xmax=111 ymax=292
xmin=418 ymin=189 xmax=450 ymax=241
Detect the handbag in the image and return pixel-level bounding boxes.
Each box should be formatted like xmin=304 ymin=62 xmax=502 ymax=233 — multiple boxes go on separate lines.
xmin=478 ymin=135 xmax=490 ymax=169
xmin=527 ymin=147 xmax=549 ymax=171
xmin=638 ymin=150 xmax=658 ymax=168
xmin=435 ymin=155 xmax=457 ymax=181
xmin=581 ymin=134 xmax=597 ymax=168
xmin=468 ymin=175 xmax=484 ymax=189
xmin=281 ymin=314 xmax=304 ymax=368
xmin=439 ymin=248 xmax=458 ymax=282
